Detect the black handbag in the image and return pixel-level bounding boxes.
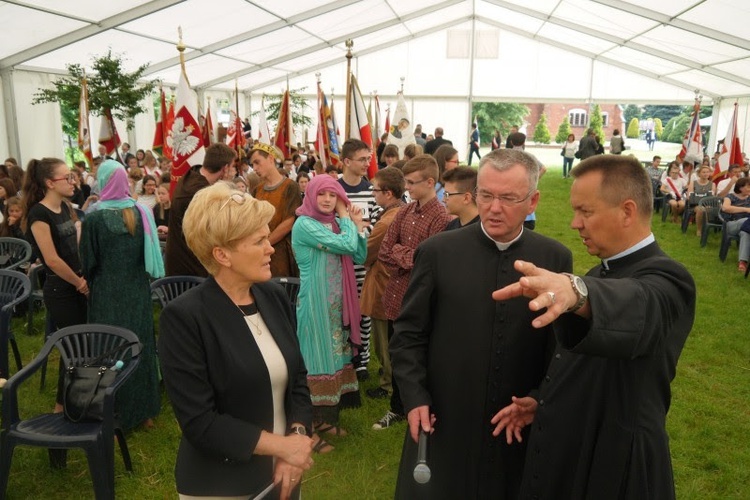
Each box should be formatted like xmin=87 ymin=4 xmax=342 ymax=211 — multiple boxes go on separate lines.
xmin=62 ymin=342 xmax=137 ymax=422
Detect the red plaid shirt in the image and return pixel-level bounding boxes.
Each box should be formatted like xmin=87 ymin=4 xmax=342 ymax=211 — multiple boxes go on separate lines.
xmin=379 ymin=197 xmax=451 ymax=320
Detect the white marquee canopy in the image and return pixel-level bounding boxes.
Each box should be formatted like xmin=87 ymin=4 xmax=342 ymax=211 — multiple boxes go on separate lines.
xmin=2 ymin=0 xmax=749 ymax=162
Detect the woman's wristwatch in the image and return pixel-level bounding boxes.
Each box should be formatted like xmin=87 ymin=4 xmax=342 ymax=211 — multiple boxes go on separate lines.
xmin=288 ymin=425 xmax=307 ymax=436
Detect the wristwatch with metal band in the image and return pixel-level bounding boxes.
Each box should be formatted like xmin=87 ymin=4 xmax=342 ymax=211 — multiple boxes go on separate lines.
xmin=562 ymin=273 xmax=588 ymax=312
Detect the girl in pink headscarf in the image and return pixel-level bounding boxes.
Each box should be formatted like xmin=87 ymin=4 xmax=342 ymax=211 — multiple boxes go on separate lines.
xmin=291 ymin=175 xmax=368 ymax=453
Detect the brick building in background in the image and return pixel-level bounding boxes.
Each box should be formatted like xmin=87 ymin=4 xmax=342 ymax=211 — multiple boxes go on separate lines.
xmin=524 ymin=103 xmax=625 ymax=142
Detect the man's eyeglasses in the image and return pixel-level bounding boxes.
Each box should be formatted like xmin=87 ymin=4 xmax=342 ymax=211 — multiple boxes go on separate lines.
xmin=405 ymin=178 xmax=429 ymax=187
xmin=443 ymin=191 xmax=467 ymax=199
xmin=353 ymin=156 xmax=372 ymax=163
xmin=474 ymin=189 xmax=534 ymax=207
xmin=51 ymin=174 xmax=76 ymax=183
xmin=219 ymin=192 xmax=249 ymax=211
xmin=371 ymin=188 xmax=387 ymax=193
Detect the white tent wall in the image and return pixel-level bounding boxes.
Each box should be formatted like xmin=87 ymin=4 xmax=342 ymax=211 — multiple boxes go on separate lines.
xmin=129 ymin=94 xmax=156 ymax=154
xmin=0 ymin=74 xmax=8 ymax=159
xmin=705 ymin=98 xmax=750 ymax=157
xmin=9 ymin=70 xmax=64 ymax=165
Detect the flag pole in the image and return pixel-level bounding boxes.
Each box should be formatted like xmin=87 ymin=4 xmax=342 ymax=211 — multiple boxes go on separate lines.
xmin=345 ymin=39 xmax=353 ymax=141
xmin=177 ymin=26 xmax=188 ymax=85
xmin=235 ymin=79 xmax=241 ymax=158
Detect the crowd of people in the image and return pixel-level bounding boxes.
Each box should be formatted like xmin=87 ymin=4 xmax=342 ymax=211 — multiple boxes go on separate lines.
xmin=2 ymin=123 xmax=721 ymax=498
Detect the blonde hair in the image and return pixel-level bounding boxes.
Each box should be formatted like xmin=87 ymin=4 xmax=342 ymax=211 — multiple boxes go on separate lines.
xmin=183 ymin=182 xmax=275 ymax=275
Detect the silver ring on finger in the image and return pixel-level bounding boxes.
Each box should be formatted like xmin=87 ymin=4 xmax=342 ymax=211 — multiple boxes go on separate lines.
xmin=547 ymin=291 xmax=556 ymax=304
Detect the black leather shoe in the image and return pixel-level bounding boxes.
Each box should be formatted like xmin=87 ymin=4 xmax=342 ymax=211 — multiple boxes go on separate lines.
xmin=366 ymin=387 xmax=389 ymax=399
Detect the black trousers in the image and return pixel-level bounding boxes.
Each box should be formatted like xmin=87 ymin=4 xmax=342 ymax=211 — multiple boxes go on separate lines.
xmin=44 ymin=275 xmax=87 ymax=404
xmin=388 ymin=320 xmax=405 ymax=415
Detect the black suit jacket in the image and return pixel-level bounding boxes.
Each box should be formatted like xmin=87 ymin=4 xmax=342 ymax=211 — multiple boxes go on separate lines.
xmin=424 ymin=137 xmax=453 ymax=155
xmin=159 ymin=277 xmax=312 ymax=497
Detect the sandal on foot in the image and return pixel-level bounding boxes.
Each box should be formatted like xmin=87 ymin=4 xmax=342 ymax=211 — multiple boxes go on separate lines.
xmin=315 ymin=423 xmax=348 ymax=437
xmin=312 ymin=435 xmax=334 ymax=454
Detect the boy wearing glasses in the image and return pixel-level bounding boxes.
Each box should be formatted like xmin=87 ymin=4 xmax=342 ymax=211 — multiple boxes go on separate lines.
xmin=443 ymin=166 xmax=479 ymax=230
xmin=374 ymin=155 xmax=451 ymax=431
xmin=338 ymin=139 xmax=378 ymax=380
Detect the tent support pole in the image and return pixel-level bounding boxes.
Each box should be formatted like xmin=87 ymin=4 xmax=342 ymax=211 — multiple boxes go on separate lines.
xmin=467 ymin=6 xmax=477 ymax=150
xmin=0 ymin=69 xmax=20 ymax=160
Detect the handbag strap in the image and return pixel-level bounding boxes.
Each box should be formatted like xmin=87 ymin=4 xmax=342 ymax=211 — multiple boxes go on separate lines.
xmin=82 ymin=341 xmax=138 ymax=367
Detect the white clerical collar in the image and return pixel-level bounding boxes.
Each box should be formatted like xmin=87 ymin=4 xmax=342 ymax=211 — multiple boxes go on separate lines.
xmin=480 ymin=222 xmax=524 ymax=251
xmin=601 ymin=233 xmax=655 ymax=269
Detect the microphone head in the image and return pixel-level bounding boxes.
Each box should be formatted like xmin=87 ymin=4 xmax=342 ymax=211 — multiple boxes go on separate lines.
xmin=413 ymin=463 xmax=431 ymax=484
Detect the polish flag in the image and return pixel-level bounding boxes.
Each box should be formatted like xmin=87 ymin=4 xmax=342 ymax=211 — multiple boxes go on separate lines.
xmin=714 ymin=102 xmax=743 ymax=183
xmin=348 ymin=74 xmax=376 ymax=179
xmin=168 ymin=66 xmax=205 ymax=193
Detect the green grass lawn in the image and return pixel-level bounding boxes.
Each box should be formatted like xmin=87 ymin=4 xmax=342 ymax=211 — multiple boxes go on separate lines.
xmin=4 ymin=150 xmax=749 ymax=499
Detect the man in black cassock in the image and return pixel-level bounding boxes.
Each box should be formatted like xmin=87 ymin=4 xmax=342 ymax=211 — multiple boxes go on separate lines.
xmin=492 ymin=154 xmax=696 ymax=499
xmin=389 ymin=149 xmax=572 ymax=499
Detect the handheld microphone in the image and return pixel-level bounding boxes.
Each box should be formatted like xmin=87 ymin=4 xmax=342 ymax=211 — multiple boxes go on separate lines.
xmin=413 ymin=428 xmax=431 ymax=484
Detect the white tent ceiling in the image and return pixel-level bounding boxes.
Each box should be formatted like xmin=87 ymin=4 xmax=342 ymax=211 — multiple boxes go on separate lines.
xmin=2 ymin=0 xmax=750 ymax=161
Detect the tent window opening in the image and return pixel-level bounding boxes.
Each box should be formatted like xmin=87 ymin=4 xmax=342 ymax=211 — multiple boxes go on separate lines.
xmin=569 ymin=109 xmax=588 ymax=127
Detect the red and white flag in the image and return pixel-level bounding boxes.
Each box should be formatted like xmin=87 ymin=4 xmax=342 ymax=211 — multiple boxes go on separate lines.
xmin=98 ymin=108 xmax=121 ymax=161
xmin=225 ymin=110 xmax=245 ymax=150
xmin=78 ymin=77 xmax=93 ymax=166
xmin=348 ymin=74 xmax=376 ymax=179
xmin=201 ymin=99 xmax=215 ymax=147
xmin=153 ymin=87 xmax=168 ymax=157
xmin=274 ymin=90 xmax=294 ymax=159
xmin=168 ymin=66 xmax=205 ymax=192
xmin=715 ymin=102 xmax=743 ymax=182
xmin=258 ymin=97 xmax=271 ymax=145
xmin=371 ymin=94 xmax=382 ymax=149
xmin=680 ymin=98 xmax=703 ymax=164
xmin=383 ymin=106 xmax=391 ymax=146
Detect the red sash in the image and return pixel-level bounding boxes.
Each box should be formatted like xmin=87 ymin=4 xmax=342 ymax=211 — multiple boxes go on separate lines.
xmin=666 ymin=177 xmax=682 ymax=201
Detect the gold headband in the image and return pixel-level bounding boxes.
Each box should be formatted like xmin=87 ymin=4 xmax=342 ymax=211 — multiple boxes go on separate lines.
xmin=251 ymin=143 xmax=283 ymax=161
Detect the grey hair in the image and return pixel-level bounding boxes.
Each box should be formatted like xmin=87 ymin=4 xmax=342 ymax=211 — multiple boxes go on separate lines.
xmin=477 ymin=149 xmax=540 ymax=191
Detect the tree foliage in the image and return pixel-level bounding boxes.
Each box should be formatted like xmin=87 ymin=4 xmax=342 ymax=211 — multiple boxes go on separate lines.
xmin=642 ymin=105 xmax=682 ymax=124
xmin=626 ymin=117 xmax=640 ymax=139
xmin=555 ymin=116 xmax=572 ymax=143
xmin=623 ymin=104 xmax=641 ymax=125
xmin=32 ymin=50 xmax=157 ymax=130
xmin=471 ymin=102 xmax=530 ymax=145
xmin=258 ymin=88 xmax=313 ymax=129
xmin=654 ymin=118 xmax=663 ymax=140
xmin=589 ymin=104 xmax=605 ymax=142
xmin=533 ymin=113 xmax=551 ymax=144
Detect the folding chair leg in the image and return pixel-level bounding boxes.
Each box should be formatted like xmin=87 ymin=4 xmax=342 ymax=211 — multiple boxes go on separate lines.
xmin=9 ymin=335 xmax=22 ymax=372
xmin=115 ymin=428 xmax=133 ymax=472
xmin=86 ymin=445 xmax=114 ymax=500
xmin=0 ymin=436 xmax=15 ymax=499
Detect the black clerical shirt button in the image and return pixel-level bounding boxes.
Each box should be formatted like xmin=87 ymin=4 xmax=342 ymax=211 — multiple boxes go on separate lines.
xmin=555 ymin=353 xmax=561 ymax=359
xmin=539 ymin=400 xmax=544 ymax=406
xmin=545 ymin=375 xmax=550 ymax=382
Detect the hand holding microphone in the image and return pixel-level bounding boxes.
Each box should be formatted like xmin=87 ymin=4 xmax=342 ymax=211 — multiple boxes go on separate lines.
xmin=413 ymin=428 xmax=431 ymax=484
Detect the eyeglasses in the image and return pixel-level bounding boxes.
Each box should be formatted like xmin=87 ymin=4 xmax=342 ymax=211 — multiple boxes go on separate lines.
xmin=51 ymin=174 xmax=76 ymax=183
xmin=405 ymin=178 xmax=429 ymax=187
xmin=443 ymin=191 xmax=467 ymax=199
xmin=371 ymin=188 xmax=386 ymax=193
xmin=475 ymin=189 xmax=534 ymax=207
xmin=353 ymin=156 xmax=372 ymax=163
xmin=219 ymin=192 xmax=248 ymax=211
xmin=445 ymin=159 xmax=459 ymax=164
